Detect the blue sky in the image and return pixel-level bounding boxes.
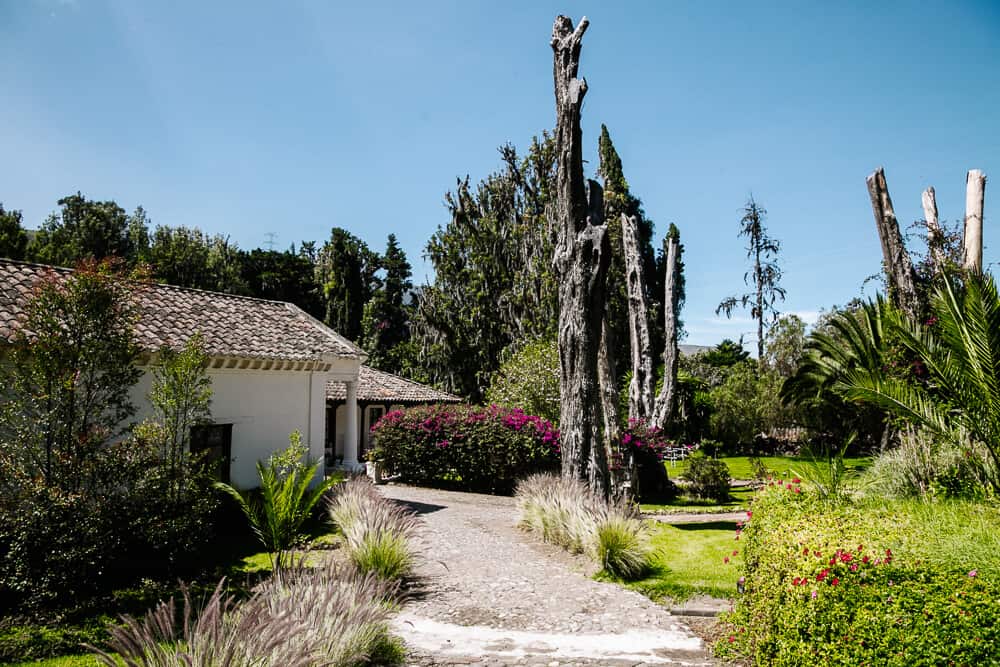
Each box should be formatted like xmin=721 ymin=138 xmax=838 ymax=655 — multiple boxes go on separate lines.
xmin=2 ymin=1 xmax=998 ymax=348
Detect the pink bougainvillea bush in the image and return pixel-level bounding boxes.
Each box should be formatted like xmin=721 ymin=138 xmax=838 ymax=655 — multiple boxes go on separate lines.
xmin=371 ymin=404 xmax=560 ymax=494
xmin=718 ymin=483 xmax=1000 ymax=665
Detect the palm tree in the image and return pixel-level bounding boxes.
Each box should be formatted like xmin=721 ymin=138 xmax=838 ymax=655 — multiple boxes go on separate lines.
xmin=832 ymin=273 xmax=1000 ymax=493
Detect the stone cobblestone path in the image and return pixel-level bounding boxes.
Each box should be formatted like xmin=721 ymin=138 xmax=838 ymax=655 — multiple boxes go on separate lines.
xmin=381 ymin=484 xmax=717 ymax=666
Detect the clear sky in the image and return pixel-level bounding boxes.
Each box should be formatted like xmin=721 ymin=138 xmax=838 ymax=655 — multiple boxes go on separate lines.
xmin=2 ymin=1 xmax=998 ymax=348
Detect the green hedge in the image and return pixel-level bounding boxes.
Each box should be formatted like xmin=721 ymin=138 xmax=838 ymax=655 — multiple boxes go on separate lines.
xmin=719 ymin=484 xmax=1000 ymax=665
xmin=371 ymin=404 xmax=559 ymax=494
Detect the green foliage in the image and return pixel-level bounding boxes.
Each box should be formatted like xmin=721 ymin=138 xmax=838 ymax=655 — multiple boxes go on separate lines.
xmin=719 ymin=485 xmax=1000 ymax=665
xmin=145 ymin=333 xmax=213 ymax=495
xmin=680 ymin=456 xmax=731 ymax=501
xmin=0 ymin=622 xmax=107 ymax=663
xmin=361 ymin=234 xmax=414 ymax=374
xmin=485 ymin=336 xmax=561 ymax=424
xmin=0 ymin=203 xmax=29 ymax=260
xmin=707 ymin=363 xmax=790 ymax=450
xmin=147 ymin=225 xmax=247 ymax=294
xmin=372 ymin=404 xmax=560 ymax=494
xmin=216 ymin=432 xmax=338 ymax=566
xmin=316 ymin=227 xmax=380 ymax=342
xmin=0 ymin=259 xmax=142 ymax=484
xmin=700 ymin=338 xmax=750 ymax=369
xmin=412 ymin=136 xmax=557 ymax=401
xmin=28 ymin=193 xmax=144 ymax=267
xmin=716 ymin=197 xmax=786 ymax=361
xmin=239 ymin=247 xmax=323 ymax=318
xmin=763 ymin=314 xmax=806 ymax=377
xmin=515 ymin=474 xmax=653 ymax=581
xmin=328 ymin=480 xmax=419 ymax=581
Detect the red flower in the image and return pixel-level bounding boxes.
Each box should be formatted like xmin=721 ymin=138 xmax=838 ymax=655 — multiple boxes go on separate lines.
xmin=831 ymin=577 xmax=840 ymax=586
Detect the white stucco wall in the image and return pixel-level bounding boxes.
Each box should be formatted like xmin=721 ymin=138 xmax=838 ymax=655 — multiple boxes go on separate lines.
xmin=130 ymin=359 xmax=357 ymax=488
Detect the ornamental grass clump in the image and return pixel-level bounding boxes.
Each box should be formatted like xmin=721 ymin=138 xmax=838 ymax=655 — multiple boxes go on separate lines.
xmin=92 ymin=565 xmax=403 ymax=667
xmin=328 ymin=479 xmax=420 ymax=581
xmin=516 ymin=474 xmax=652 ymax=580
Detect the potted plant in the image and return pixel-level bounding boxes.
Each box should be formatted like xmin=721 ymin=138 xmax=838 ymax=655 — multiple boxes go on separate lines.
xmin=365 ymin=448 xmax=386 ymax=484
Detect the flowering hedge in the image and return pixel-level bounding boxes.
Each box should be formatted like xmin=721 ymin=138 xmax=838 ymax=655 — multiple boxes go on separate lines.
xmin=718 ymin=484 xmax=1000 ymax=665
xmin=371 ymin=404 xmax=559 ymax=494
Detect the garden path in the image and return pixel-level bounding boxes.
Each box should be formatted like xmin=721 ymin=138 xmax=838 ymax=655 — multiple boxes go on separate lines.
xmin=381 ymin=484 xmax=716 ymax=667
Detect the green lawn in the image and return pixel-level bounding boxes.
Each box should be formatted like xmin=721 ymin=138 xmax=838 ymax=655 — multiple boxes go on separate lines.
xmin=611 ymin=520 xmax=744 ymax=601
xmin=640 ymin=484 xmax=756 ymax=514
xmin=666 ymin=454 xmax=872 ymax=481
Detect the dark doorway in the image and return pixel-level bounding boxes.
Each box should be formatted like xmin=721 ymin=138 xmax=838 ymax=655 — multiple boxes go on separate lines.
xmin=190 ymin=423 xmax=233 ymax=483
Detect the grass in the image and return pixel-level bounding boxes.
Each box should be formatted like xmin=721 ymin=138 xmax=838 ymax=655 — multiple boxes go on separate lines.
xmin=6 ymin=655 xmax=105 ymax=667
xmin=614 ymin=520 xmax=744 ymax=602
xmin=665 ymin=454 xmax=872 ymax=481
xmin=641 ymin=484 xmax=756 ymax=514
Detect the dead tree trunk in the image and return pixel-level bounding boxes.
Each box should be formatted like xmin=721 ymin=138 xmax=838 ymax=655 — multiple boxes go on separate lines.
xmin=621 ymin=213 xmax=655 ymax=421
xmin=551 ymin=15 xmax=611 ymax=492
xmin=866 ymin=167 xmax=920 ymax=317
xmin=964 ymin=169 xmax=986 ymax=274
xmin=652 ymin=232 xmax=680 ymax=429
xmin=922 ymin=186 xmax=943 ymax=273
xmin=597 ymin=318 xmax=626 ymax=496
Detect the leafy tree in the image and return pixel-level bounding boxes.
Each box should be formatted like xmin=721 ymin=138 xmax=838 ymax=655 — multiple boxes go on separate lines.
xmin=708 ymin=362 xmax=789 ymax=450
xmin=148 ymin=225 xmax=247 ymax=294
xmin=764 ymin=314 xmax=807 ymax=377
xmin=413 ymin=137 xmax=557 ymax=400
xmin=241 ymin=247 xmax=322 ymax=317
xmin=361 ymin=234 xmax=413 ymax=373
xmin=486 ymin=336 xmax=561 ymax=424
xmin=144 ymin=334 xmax=213 ymax=497
xmin=29 ymin=193 xmax=142 ymax=266
xmin=717 ymin=197 xmax=786 ymax=363
xmin=0 ymin=259 xmax=142 ymax=485
xmin=703 ymin=338 xmax=751 ymax=368
xmin=0 ymin=203 xmax=28 ymax=260
xmin=316 ymin=228 xmax=380 ymax=341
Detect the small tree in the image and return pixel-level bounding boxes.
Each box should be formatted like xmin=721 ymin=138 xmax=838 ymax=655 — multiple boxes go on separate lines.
xmin=0 ymin=259 xmax=142 ymax=486
xmin=486 ymin=337 xmax=561 ymax=424
xmin=717 ymin=197 xmax=786 ymax=364
xmin=144 ymin=333 xmax=213 ymax=499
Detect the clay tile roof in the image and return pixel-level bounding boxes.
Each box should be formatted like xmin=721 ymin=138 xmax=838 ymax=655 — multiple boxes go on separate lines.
xmin=0 ymin=259 xmax=363 ymax=362
xmin=326 ymin=365 xmax=463 ymax=404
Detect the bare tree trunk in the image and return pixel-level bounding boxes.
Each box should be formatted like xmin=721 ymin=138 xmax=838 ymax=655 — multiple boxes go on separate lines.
xmin=866 ymin=168 xmax=920 ymax=317
xmin=551 ymin=15 xmax=611 ymax=491
xmin=922 ymin=186 xmax=943 ymax=273
xmin=652 ymin=233 xmax=680 ymax=429
xmin=597 ymin=318 xmax=623 ymax=496
xmin=964 ymin=169 xmax=986 ymax=274
xmin=621 ymin=213 xmax=655 ymax=421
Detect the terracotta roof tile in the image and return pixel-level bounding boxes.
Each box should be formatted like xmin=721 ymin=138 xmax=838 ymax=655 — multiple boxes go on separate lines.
xmin=0 ymin=259 xmax=363 ymax=362
xmin=326 ymin=365 xmax=462 ymax=404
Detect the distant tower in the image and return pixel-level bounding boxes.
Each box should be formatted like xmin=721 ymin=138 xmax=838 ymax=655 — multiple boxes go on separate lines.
xmin=264 ymin=232 xmax=277 ymax=251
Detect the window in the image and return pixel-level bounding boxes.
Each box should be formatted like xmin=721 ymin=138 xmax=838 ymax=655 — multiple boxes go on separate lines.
xmin=190 ymin=423 xmax=233 ymax=483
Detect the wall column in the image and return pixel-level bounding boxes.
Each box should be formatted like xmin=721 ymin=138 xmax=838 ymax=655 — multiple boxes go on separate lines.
xmin=342 ymin=380 xmax=360 ymax=470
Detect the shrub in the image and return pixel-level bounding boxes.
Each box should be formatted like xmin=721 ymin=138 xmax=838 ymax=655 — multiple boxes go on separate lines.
xmin=681 ymin=456 xmax=731 ymax=501
xmin=617 ymin=419 xmax=679 ymax=502
xmin=93 ymin=565 xmax=403 ymax=667
xmin=718 ymin=484 xmax=1000 ymax=665
xmin=328 ymin=479 xmax=420 ymax=581
xmin=217 ymin=432 xmax=339 ymax=568
xmin=515 ymin=474 xmax=652 ymax=580
xmin=372 ymin=404 xmax=560 ymax=494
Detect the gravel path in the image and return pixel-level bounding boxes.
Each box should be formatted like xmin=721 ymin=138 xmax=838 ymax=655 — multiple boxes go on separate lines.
xmin=381 ymin=484 xmax=716 ymax=666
